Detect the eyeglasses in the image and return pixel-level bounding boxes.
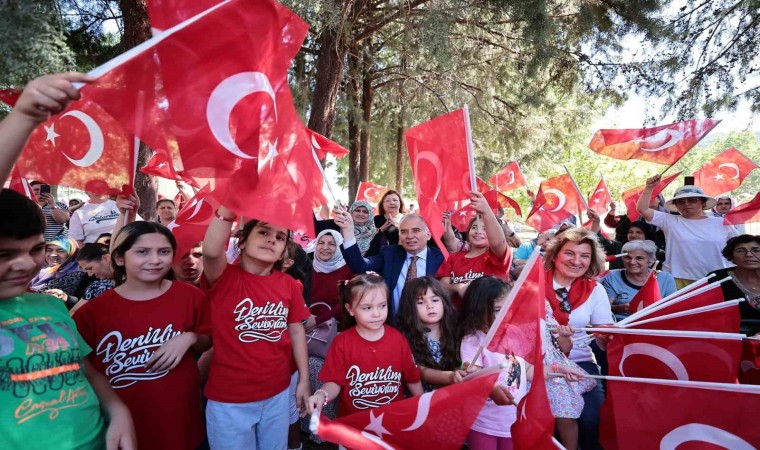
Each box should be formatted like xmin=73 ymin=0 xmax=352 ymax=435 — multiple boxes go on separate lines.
xmin=734 ymin=247 xmax=760 ymax=256
xmin=673 ymin=198 xmax=701 ymax=206
xmin=555 ymin=287 xmax=572 ymax=313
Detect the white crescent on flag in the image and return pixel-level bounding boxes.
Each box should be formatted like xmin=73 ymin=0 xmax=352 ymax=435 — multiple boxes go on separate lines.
xmin=718 ymin=162 xmax=741 ymax=180
xmin=660 ymin=423 xmax=755 ymax=450
xmin=59 ymin=110 xmax=105 ymax=167
xmin=639 ymin=129 xmax=683 ymax=152
xmin=414 ymin=151 xmax=443 ymax=202
xmin=544 ymin=189 xmax=566 ymax=212
xmin=619 ymin=343 xmax=689 ymax=380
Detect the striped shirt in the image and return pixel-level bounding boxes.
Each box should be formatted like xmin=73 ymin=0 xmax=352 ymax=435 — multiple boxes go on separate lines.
xmin=42 ymin=202 xmax=69 ymax=240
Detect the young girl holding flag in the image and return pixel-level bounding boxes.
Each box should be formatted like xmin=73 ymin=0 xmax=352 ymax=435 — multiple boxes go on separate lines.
xmin=203 ymin=206 xmax=311 ymax=449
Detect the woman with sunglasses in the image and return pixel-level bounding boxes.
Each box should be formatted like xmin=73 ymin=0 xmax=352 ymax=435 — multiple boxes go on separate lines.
xmin=543 ymin=227 xmax=613 ymax=450
xmin=707 ymin=235 xmax=760 ymax=336
xmin=638 ymin=177 xmax=739 ymax=289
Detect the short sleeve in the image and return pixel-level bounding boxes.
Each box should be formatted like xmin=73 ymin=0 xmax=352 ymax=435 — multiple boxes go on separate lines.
xmin=588 ymin=284 xmax=614 ymax=325
xmin=460 ymin=333 xmax=484 ymax=367
xmin=287 ymin=278 xmax=310 ymax=323
xmin=399 ymin=336 xmax=421 ymax=383
xmin=192 ymin=289 xmax=213 ymax=337
xmin=68 ymin=211 xmax=85 ymax=241
xmin=600 ymin=273 xmax=616 ymax=300
xmin=647 ymin=210 xmax=672 ymax=228
xmin=435 ymin=255 xmax=454 ymax=278
xmin=319 ymin=334 xmax=348 ymax=385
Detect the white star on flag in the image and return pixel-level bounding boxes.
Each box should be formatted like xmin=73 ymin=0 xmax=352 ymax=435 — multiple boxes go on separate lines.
xmin=364 ymin=411 xmax=392 ymax=439
xmin=714 ymin=174 xmax=724 ymax=180
xmin=44 ymin=124 xmax=60 ymax=145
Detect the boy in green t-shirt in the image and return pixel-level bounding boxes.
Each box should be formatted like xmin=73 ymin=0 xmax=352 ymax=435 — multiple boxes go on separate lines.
xmin=0 ymin=74 xmax=135 ymax=449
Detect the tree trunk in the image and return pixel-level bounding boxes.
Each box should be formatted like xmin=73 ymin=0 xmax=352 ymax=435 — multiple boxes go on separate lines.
xmin=346 ymin=47 xmax=361 ymax=202
xmin=307 ymin=29 xmax=347 ymax=138
xmin=358 ymin=44 xmax=373 ymax=183
xmin=395 ymin=106 xmax=405 ymax=193
xmin=118 ymin=0 xmax=156 ymax=220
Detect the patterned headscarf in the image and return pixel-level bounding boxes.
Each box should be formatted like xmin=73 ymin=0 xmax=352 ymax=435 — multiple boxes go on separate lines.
xmin=350 ymin=201 xmax=377 ymax=255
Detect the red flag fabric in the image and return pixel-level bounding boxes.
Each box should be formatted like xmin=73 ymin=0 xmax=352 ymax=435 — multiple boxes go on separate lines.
xmin=588 ymin=178 xmax=612 ymax=215
xmin=166 ymin=184 xmax=219 ymax=263
xmin=7 ymin=166 xmax=36 ymax=201
xmin=723 ymin=192 xmax=760 ymax=225
xmin=450 ymin=189 xmax=522 ymax=232
xmin=0 ymin=88 xmax=21 ymax=107
xmin=525 ymin=186 xmax=568 ymax=232
xmin=525 ymin=174 xmax=584 ymax=232
xmin=621 ymin=171 xmax=682 ymax=221
xmin=309 ymin=129 xmax=349 ymax=160
xmin=488 ymin=161 xmax=526 ymax=192
xmin=476 ymin=177 xmax=522 ymax=217
xmin=314 ymin=371 xmax=499 ymax=450
xmin=740 ymin=340 xmax=760 ymax=385
xmin=486 ymin=253 xmax=554 ymax=449
xmin=140 ymin=151 xmax=199 ymax=187
xmin=355 ymin=181 xmax=388 ymax=206
xmin=602 ymin=379 xmax=760 ymax=450
xmin=606 ymin=332 xmax=741 ymax=382
xmin=15 ymin=99 xmax=135 ymax=195
xmin=406 ymin=109 xmax=475 ymax=258
xmin=588 ymin=119 xmax=720 ymax=165
xmin=693 ymin=147 xmax=757 ymax=196
xmin=627 ymin=270 xmax=662 ymax=314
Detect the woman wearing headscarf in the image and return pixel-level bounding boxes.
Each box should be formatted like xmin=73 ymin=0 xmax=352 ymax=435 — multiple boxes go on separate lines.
xmin=29 ymin=236 xmax=81 ymax=291
xmin=349 ymin=201 xmax=377 ymax=256
xmin=302 ymin=230 xmax=355 ymax=333
xmin=638 ymin=178 xmax=739 ymax=289
xmin=713 ymin=196 xmax=745 ymax=234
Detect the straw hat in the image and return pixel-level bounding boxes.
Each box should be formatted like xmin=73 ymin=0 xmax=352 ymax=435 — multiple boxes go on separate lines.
xmin=664 ymin=185 xmax=717 ymax=212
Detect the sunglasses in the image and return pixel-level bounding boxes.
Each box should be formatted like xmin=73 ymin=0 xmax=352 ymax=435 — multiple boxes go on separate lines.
xmin=555 ymin=287 xmax=572 ymax=313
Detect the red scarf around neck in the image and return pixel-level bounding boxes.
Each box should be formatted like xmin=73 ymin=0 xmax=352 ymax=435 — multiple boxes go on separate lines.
xmin=545 ymin=268 xmax=597 ymax=325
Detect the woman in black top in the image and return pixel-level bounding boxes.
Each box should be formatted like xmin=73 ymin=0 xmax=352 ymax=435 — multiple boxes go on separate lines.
xmin=706 ymin=235 xmax=760 ymax=336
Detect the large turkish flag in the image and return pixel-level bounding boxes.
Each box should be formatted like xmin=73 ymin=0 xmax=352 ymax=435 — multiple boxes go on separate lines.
xmin=588 ymin=178 xmax=612 ymax=215
xmin=602 ymin=379 xmax=760 ymax=450
xmin=693 ymin=147 xmax=758 ymax=196
xmin=588 ymin=119 xmax=720 ymax=165
xmin=15 ymin=99 xmax=135 ymax=194
xmin=405 ymin=109 xmax=475 ymax=258
xmin=526 ymin=174 xmax=584 ymax=232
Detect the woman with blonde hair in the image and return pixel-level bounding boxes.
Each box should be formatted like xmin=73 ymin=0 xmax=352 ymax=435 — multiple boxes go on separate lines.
xmin=543 ymin=227 xmax=613 ymax=450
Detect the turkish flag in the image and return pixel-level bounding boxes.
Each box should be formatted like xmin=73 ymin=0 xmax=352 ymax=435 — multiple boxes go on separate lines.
xmin=526 ymin=186 xmax=569 ymax=232
xmin=627 ymin=270 xmax=661 ymax=314
xmin=7 ymin=166 xmax=36 ymax=201
xmin=15 ymin=99 xmax=135 ymax=195
xmin=740 ymin=340 xmax=760 ymax=385
xmin=406 ymin=109 xmax=475 ymax=258
xmin=314 ymin=371 xmax=499 ymax=450
xmin=621 ymin=171 xmax=682 ymax=221
xmin=355 ymin=181 xmax=388 ymax=206
xmin=166 ymin=184 xmax=219 ymax=264
xmin=526 ymin=174 xmax=584 ymax=232
xmin=601 ymin=379 xmax=760 ymax=450
xmin=627 ymin=283 xmax=738 ymax=333
xmin=0 ymin=88 xmax=21 ymax=107
xmin=488 ymin=161 xmax=526 ymax=192
xmin=588 ymin=178 xmax=612 ymax=215
xmin=606 ymin=332 xmax=741 ymax=382
xmin=140 ymin=151 xmax=199 ymax=187
xmin=724 ymin=192 xmax=760 ymax=225
xmin=588 ymin=119 xmax=720 ymax=165
xmin=450 ymin=182 xmax=522 ymax=232
xmin=485 ymin=253 xmax=555 ymax=449
xmin=309 ymin=129 xmax=349 ymax=160
xmin=693 ymin=147 xmax=758 ymax=197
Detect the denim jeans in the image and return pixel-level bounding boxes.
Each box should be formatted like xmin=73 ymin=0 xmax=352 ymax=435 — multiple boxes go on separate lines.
xmin=577 ymin=361 xmax=605 ymax=450
xmin=207 ymin=388 xmax=290 ymax=450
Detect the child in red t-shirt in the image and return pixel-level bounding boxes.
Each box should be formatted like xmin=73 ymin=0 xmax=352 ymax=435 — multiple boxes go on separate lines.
xmin=438 ymin=191 xmax=511 ymax=306
xmin=396 ymin=277 xmax=466 ymax=392
xmin=306 ymin=274 xmax=423 ymax=416
xmin=202 ymin=206 xmax=311 ymax=450
xmin=74 ymin=221 xmax=212 ymax=450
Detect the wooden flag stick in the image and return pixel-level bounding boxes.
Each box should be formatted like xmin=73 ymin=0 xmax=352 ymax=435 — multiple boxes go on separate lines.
xmin=462 ymin=105 xmax=482 ymax=230
xmin=312 ymin=148 xmax=339 ymax=206
xmin=563 ymin=165 xmax=588 ymax=211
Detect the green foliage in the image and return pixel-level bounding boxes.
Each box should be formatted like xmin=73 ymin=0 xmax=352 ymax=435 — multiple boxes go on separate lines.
xmin=0 ymin=1 xmax=77 ymax=86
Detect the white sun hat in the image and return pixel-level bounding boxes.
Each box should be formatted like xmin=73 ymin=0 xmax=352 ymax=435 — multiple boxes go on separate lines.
xmin=664 ymin=185 xmax=717 ymax=212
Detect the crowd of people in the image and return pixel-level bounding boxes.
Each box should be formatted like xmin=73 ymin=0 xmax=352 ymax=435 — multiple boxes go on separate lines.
xmin=2 ymin=73 xmax=758 ymax=450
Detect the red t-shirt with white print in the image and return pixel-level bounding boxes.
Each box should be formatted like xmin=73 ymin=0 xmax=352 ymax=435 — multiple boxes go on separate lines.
xmin=73 ymin=281 xmax=212 ymax=450
xmin=205 ymin=264 xmax=310 ymax=403
xmin=319 ymin=326 xmax=421 ymax=416
xmin=436 ymin=248 xmax=511 ymax=306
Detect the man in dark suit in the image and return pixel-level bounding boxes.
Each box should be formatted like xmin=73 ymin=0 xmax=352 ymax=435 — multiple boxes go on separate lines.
xmin=335 ymin=211 xmax=444 ymax=325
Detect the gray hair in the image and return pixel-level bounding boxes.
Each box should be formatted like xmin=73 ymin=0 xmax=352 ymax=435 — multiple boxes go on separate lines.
xmin=399 ymin=213 xmax=430 ymax=233
xmin=622 ymin=239 xmax=657 ymax=262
